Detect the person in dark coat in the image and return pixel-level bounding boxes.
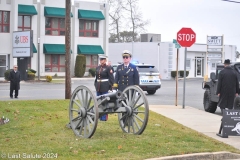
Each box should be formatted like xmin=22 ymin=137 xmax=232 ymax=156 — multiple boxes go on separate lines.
xmin=113 ymin=50 xmax=139 ymax=91
xmin=94 ymin=55 xmax=114 ymax=121
xmin=217 ymin=59 xmax=239 ymax=112
xmin=9 ymin=65 xmax=21 ymax=99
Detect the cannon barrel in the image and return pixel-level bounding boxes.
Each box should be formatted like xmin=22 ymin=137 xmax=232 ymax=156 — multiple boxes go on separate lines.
xmin=96 ymin=90 xmax=122 ymax=100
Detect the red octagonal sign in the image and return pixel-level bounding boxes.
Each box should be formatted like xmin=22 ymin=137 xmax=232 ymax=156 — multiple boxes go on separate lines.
xmin=177 ymin=28 xmax=196 ymax=47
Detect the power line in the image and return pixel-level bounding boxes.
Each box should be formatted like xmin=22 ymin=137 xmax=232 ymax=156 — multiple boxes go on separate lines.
xmin=222 ymin=0 xmax=240 ymax=3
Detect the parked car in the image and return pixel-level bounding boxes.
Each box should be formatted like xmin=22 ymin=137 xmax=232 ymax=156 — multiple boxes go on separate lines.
xmin=136 ymin=63 xmax=161 ymax=95
xmin=112 ymin=63 xmax=161 ymax=95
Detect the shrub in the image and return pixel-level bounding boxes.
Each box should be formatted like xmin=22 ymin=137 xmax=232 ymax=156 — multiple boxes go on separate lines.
xmin=28 ymin=69 xmax=37 ymax=74
xmin=4 ymin=69 xmax=12 ymax=81
xmin=75 ymin=55 xmax=86 ymax=77
xmin=179 ymin=70 xmax=189 ymax=77
xmin=89 ymin=68 xmax=96 ymax=77
xmin=27 ymin=73 xmax=35 ymax=80
xmin=45 ymin=75 xmax=52 ymax=82
xmin=171 ymin=71 xmax=177 ymax=78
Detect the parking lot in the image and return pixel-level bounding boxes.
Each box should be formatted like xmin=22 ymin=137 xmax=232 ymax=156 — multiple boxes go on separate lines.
xmin=0 ymin=78 xmax=222 ymax=115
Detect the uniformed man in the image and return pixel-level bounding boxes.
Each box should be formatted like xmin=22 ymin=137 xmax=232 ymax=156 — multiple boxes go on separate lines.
xmin=95 ymin=55 xmax=114 ymax=95
xmin=113 ymin=50 xmax=139 ymax=91
xmin=94 ymin=55 xmax=114 ymax=121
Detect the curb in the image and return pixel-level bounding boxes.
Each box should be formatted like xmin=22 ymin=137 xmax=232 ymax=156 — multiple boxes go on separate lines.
xmin=146 ymin=151 xmax=240 ymax=160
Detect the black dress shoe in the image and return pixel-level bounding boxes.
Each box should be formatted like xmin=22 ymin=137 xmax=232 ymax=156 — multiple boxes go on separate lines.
xmin=10 ymin=97 xmax=13 ymax=99
xmin=15 ymin=97 xmax=18 ymax=99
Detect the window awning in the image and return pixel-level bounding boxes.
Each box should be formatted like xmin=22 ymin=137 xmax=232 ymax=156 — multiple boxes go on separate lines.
xmin=33 ymin=43 xmax=37 ymax=53
xmin=78 ymin=10 xmax=105 ymax=20
xmin=44 ymin=7 xmax=73 ymax=18
xmin=18 ymin=4 xmax=38 ymax=15
xmin=77 ymin=45 xmax=104 ymax=55
xmin=43 ymin=44 xmax=72 ymax=54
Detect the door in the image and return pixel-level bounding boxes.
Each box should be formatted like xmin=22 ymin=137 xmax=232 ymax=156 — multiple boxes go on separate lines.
xmin=0 ymin=55 xmax=7 ymax=77
xmin=195 ymin=58 xmax=203 ymax=77
xmin=17 ymin=57 xmax=28 ymax=81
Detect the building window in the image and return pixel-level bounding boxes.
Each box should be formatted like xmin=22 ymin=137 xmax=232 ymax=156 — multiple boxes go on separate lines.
xmin=0 ymin=11 xmax=10 ymax=33
xmin=45 ymin=55 xmax=65 ymax=72
xmin=45 ymin=17 xmax=65 ymax=36
xmin=18 ymin=16 xmax=31 ymax=31
xmin=86 ymin=55 xmax=98 ymax=71
xmin=79 ymin=20 xmax=99 ymax=37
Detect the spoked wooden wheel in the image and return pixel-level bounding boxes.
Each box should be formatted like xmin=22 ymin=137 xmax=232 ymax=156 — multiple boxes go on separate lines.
xmin=69 ymin=85 xmax=98 ymax=138
xmin=118 ymin=85 xmax=149 ymax=135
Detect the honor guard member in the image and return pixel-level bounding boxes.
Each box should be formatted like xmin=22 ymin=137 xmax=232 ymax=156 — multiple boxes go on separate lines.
xmin=94 ymin=55 xmax=114 ymax=121
xmin=113 ymin=50 xmax=139 ymax=91
xmin=95 ymin=55 xmax=114 ymax=95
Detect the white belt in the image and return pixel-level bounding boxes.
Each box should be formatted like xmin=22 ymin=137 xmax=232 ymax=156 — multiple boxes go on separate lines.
xmin=97 ymin=79 xmax=108 ymax=82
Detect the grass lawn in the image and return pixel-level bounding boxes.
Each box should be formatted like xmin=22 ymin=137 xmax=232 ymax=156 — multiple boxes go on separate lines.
xmin=0 ymin=100 xmax=239 ymax=160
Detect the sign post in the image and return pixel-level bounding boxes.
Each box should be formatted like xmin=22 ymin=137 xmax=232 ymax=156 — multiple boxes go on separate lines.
xmin=177 ymin=28 xmax=196 ymax=109
xmin=173 ymin=39 xmax=181 ymax=106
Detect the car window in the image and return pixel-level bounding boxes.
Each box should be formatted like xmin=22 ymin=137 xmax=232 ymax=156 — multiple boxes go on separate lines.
xmin=137 ymin=66 xmax=159 ymax=73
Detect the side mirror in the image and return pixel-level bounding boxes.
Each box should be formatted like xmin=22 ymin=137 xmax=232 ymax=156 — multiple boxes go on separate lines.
xmin=210 ymin=72 xmax=216 ymax=80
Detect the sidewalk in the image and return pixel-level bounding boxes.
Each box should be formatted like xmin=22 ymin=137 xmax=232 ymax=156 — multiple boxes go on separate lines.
xmin=148 ymin=105 xmax=240 ymax=160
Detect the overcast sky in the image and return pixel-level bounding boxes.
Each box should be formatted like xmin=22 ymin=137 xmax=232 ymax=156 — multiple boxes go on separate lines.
xmin=75 ymin=0 xmax=240 ymax=50
xmin=138 ymin=0 xmax=240 ymax=49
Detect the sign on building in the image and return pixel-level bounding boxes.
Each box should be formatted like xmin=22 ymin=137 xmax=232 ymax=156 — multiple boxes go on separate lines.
xmin=206 ymin=35 xmax=224 ymax=65
xmin=12 ymin=30 xmax=33 ymax=58
xmin=207 ymin=36 xmax=222 ymax=46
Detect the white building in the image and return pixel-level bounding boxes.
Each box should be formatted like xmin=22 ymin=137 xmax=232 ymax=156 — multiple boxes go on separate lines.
xmin=0 ymin=0 xmax=109 ymax=79
xmin=108 ymin=42 xmax=237 ymax=79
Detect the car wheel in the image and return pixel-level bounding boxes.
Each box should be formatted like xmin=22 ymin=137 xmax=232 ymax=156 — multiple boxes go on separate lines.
xmin=203 ymin=89 xmax=217 ymax=113
xmin=147 ymin=90 xmax=156 ymax=95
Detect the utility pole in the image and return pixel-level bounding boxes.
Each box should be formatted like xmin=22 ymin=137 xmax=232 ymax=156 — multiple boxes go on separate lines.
xmin=65 ymin=0 xmax=71 ymax=99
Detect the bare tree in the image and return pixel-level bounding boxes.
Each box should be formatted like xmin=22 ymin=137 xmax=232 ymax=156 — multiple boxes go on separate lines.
xmin=108 ymin=0 xmax=123 ymax=42
xmin=123 ymin=0 xmax=150 ymax=41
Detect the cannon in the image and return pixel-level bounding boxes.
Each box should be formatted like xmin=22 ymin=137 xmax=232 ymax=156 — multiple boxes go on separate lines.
xmin=69 ymin=85 xmax=149 ymax=138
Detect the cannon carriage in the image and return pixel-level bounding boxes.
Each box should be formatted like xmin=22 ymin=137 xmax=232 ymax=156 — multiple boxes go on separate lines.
xmin=69 ymin=85 xmax=149 ymax=138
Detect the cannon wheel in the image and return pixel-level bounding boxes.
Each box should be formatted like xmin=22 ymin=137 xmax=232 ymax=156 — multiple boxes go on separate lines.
xmin=69 ymin=85 xmax=99 ymax=138
xmin=118 ymin=85 xmax=149 ymax=135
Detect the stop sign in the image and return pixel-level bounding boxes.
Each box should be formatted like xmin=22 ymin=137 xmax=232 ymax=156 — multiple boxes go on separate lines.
xmin=177 ymin=28 xmax=196 ymax=47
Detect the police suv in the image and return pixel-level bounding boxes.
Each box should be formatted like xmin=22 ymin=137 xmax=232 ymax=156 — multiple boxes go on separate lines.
xmin=112 ymin=63 xmax=161 ymax=95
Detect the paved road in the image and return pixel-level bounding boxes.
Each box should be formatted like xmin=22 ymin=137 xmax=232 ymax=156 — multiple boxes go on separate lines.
xmin=0 ymin=78 xmax=222 ymax=115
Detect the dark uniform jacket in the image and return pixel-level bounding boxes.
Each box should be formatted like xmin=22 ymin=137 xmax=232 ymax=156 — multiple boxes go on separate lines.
xmin=94 ymin=64 xmax=114 ymax=93
xmin=9 ymin=70 xmax=21 ymax=90
xmin=216 ymin=66 xmax=239 ymax=109
xmin=114 ymin=63 xmax=139 ymax=91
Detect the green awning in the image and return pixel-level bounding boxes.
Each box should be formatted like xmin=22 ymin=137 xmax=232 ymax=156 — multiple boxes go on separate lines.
xmin=44 ymin=7 xmax=73 ymax=18
xmin=33 ymin=43 xmax=37 ymax=53
xmin=43 ymin=44 xmax=72 ymax=54
xmin=78 ymin=10 xmax=105 ymax=20
xmin=18 ymin=4 xmax=38 ymax=15
xmin=77 ymin=45 xmax=104 ymax=55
